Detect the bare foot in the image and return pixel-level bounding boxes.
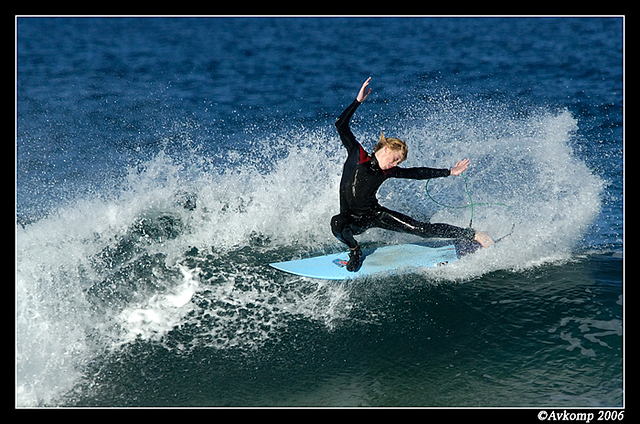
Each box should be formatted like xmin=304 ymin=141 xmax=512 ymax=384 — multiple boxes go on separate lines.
xmin=474 ymin=230 xmax=495 ymax=248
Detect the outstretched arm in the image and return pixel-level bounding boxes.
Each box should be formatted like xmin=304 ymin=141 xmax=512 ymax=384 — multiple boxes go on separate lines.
xmin=391 ymin=157 xmax=471 ymax=180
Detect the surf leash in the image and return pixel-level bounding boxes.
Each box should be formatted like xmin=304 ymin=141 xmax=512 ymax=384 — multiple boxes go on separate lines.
xmin=425 ymin=172 xmax=515 ymax=243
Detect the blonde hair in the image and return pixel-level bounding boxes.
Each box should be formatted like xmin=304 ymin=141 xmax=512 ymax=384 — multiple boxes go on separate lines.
xmin=374 ymin=132 xmax=408 ymax=162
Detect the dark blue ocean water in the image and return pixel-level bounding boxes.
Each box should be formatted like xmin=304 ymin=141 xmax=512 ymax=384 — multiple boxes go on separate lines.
xmin=16 ymin=17 xmax=623 ymax=407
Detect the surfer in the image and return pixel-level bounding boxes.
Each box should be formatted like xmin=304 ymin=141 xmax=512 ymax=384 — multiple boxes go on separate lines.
xmin=331 ymin=77 xmax=494 ymax=271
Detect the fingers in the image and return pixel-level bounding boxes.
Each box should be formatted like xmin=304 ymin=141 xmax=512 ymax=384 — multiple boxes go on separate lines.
xmin=454 ymin=159 xmax=470 ymax=169
xmin=361 ymin=78 xmax=371 ymax=92
xmin=357 ymin=77 xmax=372 ymax=102
xmin=361 ymin=77 xmax=371 ymax=93
xmin=450 ymin=159 xmax=470 ymax=176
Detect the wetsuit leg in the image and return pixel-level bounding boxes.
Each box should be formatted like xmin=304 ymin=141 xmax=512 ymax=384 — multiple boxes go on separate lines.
xmin=331 ymin=213 xmax=367 ymax=271
xmin=372 ymin=207 xmax=475 ymax=240
xmin=331 ymin=214 xmax=359 ymax=249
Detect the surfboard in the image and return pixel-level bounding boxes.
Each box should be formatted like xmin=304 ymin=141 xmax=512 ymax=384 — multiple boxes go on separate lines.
xmin=269 ymin=241 xmax=469 ymax=280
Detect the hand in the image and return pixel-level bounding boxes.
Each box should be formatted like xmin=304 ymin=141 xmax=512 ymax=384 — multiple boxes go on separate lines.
xmin=450 ymin=158 xmax=470 ymax=176
xmin=356 ymin=77 xmax=372 ymax=103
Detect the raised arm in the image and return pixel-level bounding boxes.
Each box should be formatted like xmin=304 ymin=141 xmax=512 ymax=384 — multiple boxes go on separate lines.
xmin=335 ymin=77 xmax=372 ymax=154
xmin=335 ymin=77 xmax=372 ymax=131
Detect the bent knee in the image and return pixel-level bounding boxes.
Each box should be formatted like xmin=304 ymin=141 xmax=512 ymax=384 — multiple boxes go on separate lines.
xmin=331 ymin=214 xmax=347 ymax=233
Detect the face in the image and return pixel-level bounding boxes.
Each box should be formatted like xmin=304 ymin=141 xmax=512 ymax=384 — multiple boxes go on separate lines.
xmin=375 ymin=146 xmax=405 ymax=170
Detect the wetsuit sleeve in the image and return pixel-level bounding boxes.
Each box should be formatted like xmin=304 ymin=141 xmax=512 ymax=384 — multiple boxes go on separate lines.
xmin=335 ymin=99 xmax=363 ymax=155
xmin=388 ymin=166 xmax=451 ymax=180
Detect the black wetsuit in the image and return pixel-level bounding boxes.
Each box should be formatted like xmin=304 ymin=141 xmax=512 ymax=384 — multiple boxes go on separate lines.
xmin=330 ymin=99 xmax=475 ymax=250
